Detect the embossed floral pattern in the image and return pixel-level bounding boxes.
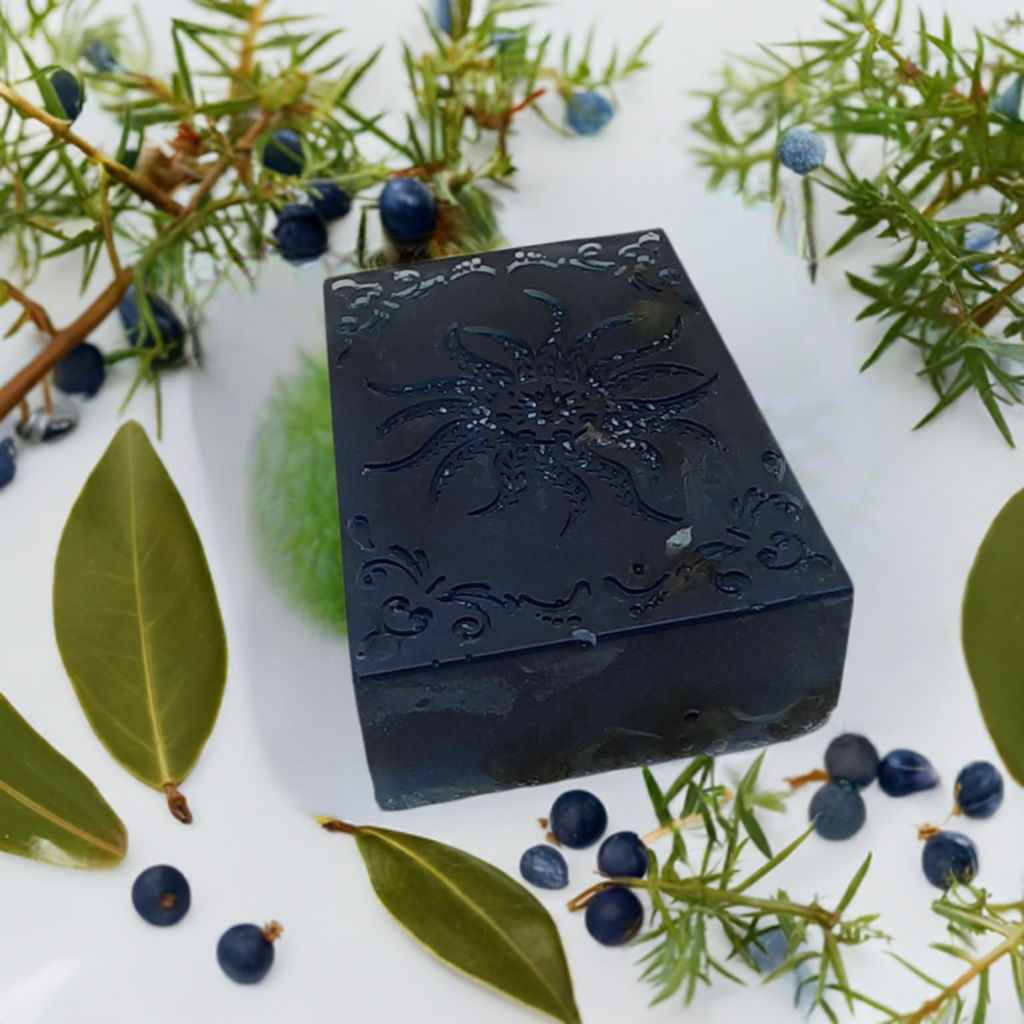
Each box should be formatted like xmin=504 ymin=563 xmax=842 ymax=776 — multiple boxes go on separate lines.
xmin=363 ymin=287 xmax=720 ymax=535
xmin=605 ymin=457 xmax=836 ymax=617
xmin=352 ymin=539 xmax=590 ymax=662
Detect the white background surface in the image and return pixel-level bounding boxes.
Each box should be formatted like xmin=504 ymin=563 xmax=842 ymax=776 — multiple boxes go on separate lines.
xmin=2 ymin=1 xmax=1024 ymax=1022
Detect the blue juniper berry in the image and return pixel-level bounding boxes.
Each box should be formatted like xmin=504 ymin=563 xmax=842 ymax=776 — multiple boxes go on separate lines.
xmin=274 ymin=204 xmax=329 ymax=263
xmin=0 ymin=438 xmax=16 ymax=490
xmin=922 ymin=831 xmax=978 ymax=890
xmin=54 ymin=341 xmax=105 ymax=397
xmin=519 ymin=845 xmax=569 ymax=890
xmin=379 ymin=178 xmax=436 ymax=248
xmin=49 ymin=69 xmax=83 ymax=123
xmin=776 ymin=128 xmax=827 ymax=175
xmin=566 ymin=91 xmax=614 ymax=136
xmin=955 ymin=761 xmax=1004 ymax=819
xmin=878 ymin=749 xmax=940 ymax=797
xmin=262 ymin=129 xmax=304 ymax=177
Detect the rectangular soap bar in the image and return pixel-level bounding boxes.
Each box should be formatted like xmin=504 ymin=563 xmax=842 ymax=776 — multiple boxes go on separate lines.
xmin=324 ymin=230 xmax=853 ymax=810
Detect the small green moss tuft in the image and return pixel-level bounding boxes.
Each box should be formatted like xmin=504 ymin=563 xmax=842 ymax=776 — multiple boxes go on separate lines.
xmin=251 ymin=353 xmax=346 ymax=635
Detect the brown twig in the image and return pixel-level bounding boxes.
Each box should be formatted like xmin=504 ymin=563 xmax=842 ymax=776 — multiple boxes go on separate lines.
xmin=1 ymin=281 xmax=56 ymax=335
xmin=0 ymin=267 xmax=135 ymax=421
xmin=238 ymin=0 xmax=270 ymax=83
xmin=0 ymin=83 xmax=184 ymax=217
xmin=784 ymin=768 xmax=831 ymax=790
xmin=904 ymin=925 xmax=1024 ymax=1024
xmin=178 ymin=111 xmax=272 ymax=223
xmin=971 ymin=268 xmax=1024 ymax=329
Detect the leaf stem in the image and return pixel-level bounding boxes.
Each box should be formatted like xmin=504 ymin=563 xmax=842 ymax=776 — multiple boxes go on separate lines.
xmin=784 ymin=768 xmax=830 ymax=789
xmin=901 ymin=922 xmax=1024 ymax=1023
xmin=238 ymin=0 xmax=270 ymax=83
xmin=640 ymin=787 xmax=734 ymax=844
xmin=567 ymin=875 xmax=836 ymax=929
xmin=318 ymin=816 xmax=359 ymax=835
xmin=162 ymin=782 xmax=193 ymax=824
xmin=1 ymin=280 xmax=56 ymax=335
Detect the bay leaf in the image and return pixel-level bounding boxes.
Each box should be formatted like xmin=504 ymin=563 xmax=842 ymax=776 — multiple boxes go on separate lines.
xmin=0 ymin=694 xmax=126 ymax=869
xmin=53 ymin=421 xmax=228 ymax=822
xmin=962 ymin=487 xmax=1024 ymax=785
xmin=350 ymin=823 xmax=581 ymax=1024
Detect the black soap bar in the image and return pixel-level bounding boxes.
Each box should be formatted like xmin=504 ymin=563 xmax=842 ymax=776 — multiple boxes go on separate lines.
xmin=324 ymin=230 xmax=852 ymax=810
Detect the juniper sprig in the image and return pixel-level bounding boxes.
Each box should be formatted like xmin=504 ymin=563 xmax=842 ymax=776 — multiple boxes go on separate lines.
xmin=569 ymin=752 xmax=1024 ymax=1023
xmin=693 ymin=0 xmax=1024 ymax=444
xmin=0 ymin=0 xmax=384 ymax=427
xmin=0 ymin=0 xmax=658 ymax=444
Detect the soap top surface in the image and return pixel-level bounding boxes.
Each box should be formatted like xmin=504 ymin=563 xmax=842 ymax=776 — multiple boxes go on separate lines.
xmin=324 ymin=230 xmax=851 ymax=675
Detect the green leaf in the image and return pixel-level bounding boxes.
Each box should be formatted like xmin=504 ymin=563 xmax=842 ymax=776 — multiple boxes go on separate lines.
xmin=963 ymin=487 xmax=1024 ymax=785
xmin=0 ymin=694 xmax=126 ymax=869
xmin=53 ymin=421 xmax=227 ymax=822
xmin=353 ymin=825 xmax=581 ymax=1024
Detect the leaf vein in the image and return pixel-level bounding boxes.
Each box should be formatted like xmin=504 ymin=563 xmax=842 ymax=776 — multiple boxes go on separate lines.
xmin=366 ymin=829 xmax=577 ymax=1021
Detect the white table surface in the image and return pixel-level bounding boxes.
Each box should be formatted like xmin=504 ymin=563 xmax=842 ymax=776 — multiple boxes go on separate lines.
xmin=2 ymin=1 xmax=1024 ymax=1022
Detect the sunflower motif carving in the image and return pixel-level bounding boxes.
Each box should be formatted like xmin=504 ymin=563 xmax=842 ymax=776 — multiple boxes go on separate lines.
xmin=363 ymin=288 xmax=720 ymax=535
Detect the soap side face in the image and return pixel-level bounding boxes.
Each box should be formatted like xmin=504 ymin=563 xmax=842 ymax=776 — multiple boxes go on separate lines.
xmin=324 ymin=230 xmax=852 ymax=808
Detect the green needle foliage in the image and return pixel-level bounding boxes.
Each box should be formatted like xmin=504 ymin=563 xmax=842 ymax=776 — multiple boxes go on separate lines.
xmin=571 ymin=754 xmax=1024 ymax=1023
xmin=693 ymin=0 xmax=1024 ymax=444
xmin=252 ymin=353 xmax=346 ymax=635
xmin=882 ymin=886 xmax=1024 ymax=1024
xmin=579 ymin=755 xmax=889 ymax=1019
xmin=0 ymin=0 xmax=384 ymax=419
xmin=355 ymin=0 xmax=656 ymax=266
xmin=0 ymin=0 xmax=656 ymax=424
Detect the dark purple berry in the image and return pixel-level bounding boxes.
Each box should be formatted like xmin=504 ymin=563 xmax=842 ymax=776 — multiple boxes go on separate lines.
xmin=49 ymin=69 xmax=83 ymax=123
xmin=54 ymin=341 xmax=105 ymax=397
xmin=379 ymin=178 xmax=436 ymax=248
xmin=750 ymin=926 xmax=788 ymax=974
xmin=549 ymin=790 xmax=607 ymax=849
xmin=83 ymin=39 xmax=124 ymax=73
xmin=585 ymin=886 xmax=643 ymax=946
xmin=262 ymin=129 xmax=304 ymax=177
xmin=956 ymin=761 xmax=1004 ymax=819
xmin=922 ymin=831 xmax=979 ymax=890
xmin=436 ymin=0 xmax=452 ymax=34
xmin=566 ymin=92 xmax=614 ymax=136
xmin=119 ymin=286 xmax=186 ymax=369
xmin=825 ymin=734 xmax=880 ymax=789
xmin=809 ymin=781 xmax=865 ymax=840
xmin=306 ymin=180 xmax=351 ymax=223
xmin=132 ymin=865 xmax=191 ymax=926
xmin=273 ymin=204 xmax=328 ymax=264
xmin=993 ymin=74 xmax=1024 ymax=122
xmin=0 ymin=438 xmax=16 ymax=490
xmin=16 ymin=403 xmax=78 ymax=443
xmin=878 ymin=750 xmax=940 ymax=797
xmin=597 ymin=832 xmax=649 ymax=878
xmin=519 ymin=845 xmax=569 ymax=890
xmin=217 ymin=922 xmax=281 ymax=984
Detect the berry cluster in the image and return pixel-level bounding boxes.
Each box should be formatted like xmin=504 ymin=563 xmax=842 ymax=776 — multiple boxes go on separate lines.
xmin=262 ymin=128 xmax=357 ymax=265
xmin=519 ymin=789 xmax=649 ymax=947
xmin=1 ymin=288 xmax=193 ymax=494
xmin=805 ymin=734 xmax=1004 ymax=890
xmin=131 ymin=865 xmax=281 ymax=984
